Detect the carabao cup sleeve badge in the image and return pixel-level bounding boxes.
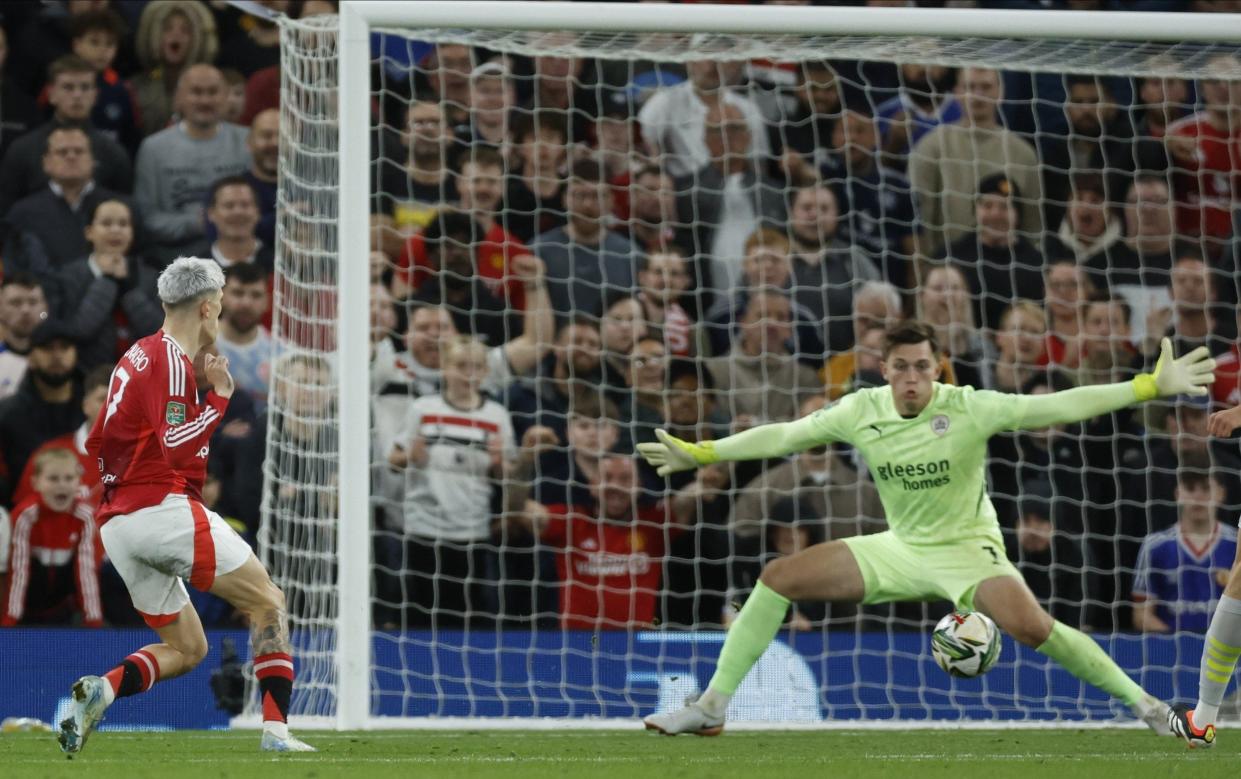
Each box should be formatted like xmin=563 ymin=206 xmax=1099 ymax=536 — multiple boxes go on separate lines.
xmin=166 ymin=401 xmax=187 ymax=426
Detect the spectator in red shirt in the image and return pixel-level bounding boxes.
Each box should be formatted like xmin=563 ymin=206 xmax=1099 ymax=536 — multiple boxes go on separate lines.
xmin=13 ymin=364 xmax=111 ymax=508
xmin=530 ymin=454 xmax=699 ymax=630
xmin=2 ymin=447 xmax=102 ymax=627
xmin=1167 ymin=52 xmax=1241 ymax=250
xmin=401 ymin=147 xmax=532 ymax=310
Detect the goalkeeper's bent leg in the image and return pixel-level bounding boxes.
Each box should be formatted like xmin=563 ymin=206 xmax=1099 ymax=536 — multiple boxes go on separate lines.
xmin=699 ymin=581 xmax=790 ymax=717
xmin=1037 ymin=620 xmax=1144 ymax=706
xmin=1194 ymin=594 xmax=1241 ymax=725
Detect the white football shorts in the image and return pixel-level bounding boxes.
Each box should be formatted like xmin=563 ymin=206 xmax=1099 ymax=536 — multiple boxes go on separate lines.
xmin=100 ymin=493 xmax=252 ymax=628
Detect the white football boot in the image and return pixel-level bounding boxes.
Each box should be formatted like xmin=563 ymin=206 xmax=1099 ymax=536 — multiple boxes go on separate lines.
xmin=643 ymin=695 xmax=725 ymax=736
xmin=260 ymin=730 xmax=317 ymax=752
xmin=58 ymin=676 xmax=112 ymax=755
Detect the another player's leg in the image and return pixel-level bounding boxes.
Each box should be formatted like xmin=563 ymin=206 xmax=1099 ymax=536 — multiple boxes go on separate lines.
xmin=644 ymin=540 xmax=865 ymax=736
xmin=59 ymin=605 xmax=209 ymax=754
xmin=210 ymin=555 xmax=314 ymax=752
xmin=972 ymin=575 xmax=1170 ymax=735
xmin=1168 ymin=549 xmax=1241 ymax=748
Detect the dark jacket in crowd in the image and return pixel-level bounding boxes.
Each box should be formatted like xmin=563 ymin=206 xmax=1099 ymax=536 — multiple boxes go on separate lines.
xmin=53 ymin=256 xmax=163 ymax=370
xmin=0 ymin=121 xmax=133 ymax=215
xmin=5 ymin=185 xmax=124 ymax=271
xmin=0 ymin=374 xmax=84 ymax=505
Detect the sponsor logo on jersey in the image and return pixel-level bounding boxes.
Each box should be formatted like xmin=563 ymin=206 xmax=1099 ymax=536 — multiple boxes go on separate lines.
xmin=930 ymin=415 xmax=950 ymax=436
xmin=874 ymin=459 xmax=951 ymax=491
xmin=166 ymin=401 xmax=187 ymax=426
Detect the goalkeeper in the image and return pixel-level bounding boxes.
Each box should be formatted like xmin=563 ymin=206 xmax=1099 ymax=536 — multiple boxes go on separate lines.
xmin=640 ymin=320 xmax=1215 ymax=736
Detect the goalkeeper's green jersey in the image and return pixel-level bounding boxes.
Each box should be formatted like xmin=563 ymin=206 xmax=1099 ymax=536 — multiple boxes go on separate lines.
xmin=803 ymin=382 xmax=1032 ymax=545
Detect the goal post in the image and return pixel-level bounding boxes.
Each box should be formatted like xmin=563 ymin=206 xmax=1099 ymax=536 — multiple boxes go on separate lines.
xmin=262 ymin=1 xmax=1241 ymax=730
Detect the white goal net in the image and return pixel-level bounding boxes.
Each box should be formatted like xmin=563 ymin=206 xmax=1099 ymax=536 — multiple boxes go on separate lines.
xmin=262 ymin=3 xmax=1241 ymax=727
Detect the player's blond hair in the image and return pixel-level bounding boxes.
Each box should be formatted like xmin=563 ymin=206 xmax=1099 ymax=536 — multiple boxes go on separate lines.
xmin=157 ymin=257 xmax=226 ymax=308
xmin=32 ymin=447 xmax=81 ymax=477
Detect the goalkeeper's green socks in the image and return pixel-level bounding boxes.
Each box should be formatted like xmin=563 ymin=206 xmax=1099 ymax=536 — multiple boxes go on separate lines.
xmin=699 ymin=581 xmax=790 ymax=718
xmin=1036 ymin=620 xmax=1144 ymax=706
xmin=1193 ymin=594 xmax=1241 ymax=725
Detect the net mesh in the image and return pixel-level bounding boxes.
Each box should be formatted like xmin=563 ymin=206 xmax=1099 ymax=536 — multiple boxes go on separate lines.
xmin=266 ymin=11 xmax=1241 ymax=724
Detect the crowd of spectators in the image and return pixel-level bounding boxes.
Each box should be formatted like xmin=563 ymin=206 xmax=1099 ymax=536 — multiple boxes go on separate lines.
xmin=3 ymin=0 xmax=1241 ymax=638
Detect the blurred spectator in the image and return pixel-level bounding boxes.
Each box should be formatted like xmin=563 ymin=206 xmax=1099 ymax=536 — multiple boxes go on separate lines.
xmin=1167 ymin=52 xmax=1241 ymax=249
xmin=876 ymin=62 xmax=961 ymax=167
xmin=13 ymin=365 xmax=109 ymax=508
xmin=503 ymin=316 xmax=603 ymax=444
xmin=673 ymin=101 xmax=785 ymax=295
xmin=420 ymin=43 xmax=474 ymax=126
xmin=54 ymin=198 xmax=161 ymax=370
xmin=235 ymin=2 xmax=337 ymax=126
xmin=916 ymin=264 xmax=986 ymax=388
xmin=0 ymin=55 xmax=132 ymax=216
xmin=620 ymin=165 xmax=677 ymax=253
xmin=466 ymin=59 xmax=515 ymax=147
xmin=521 ymin=33 xmax=596 ymax=141
xmin=635 ymin=246 xmax=694 ymax=357
xmin=704 ymin=228 xmax=823 ymax=359
xmin=786 ymin=180 xmax=880 ymax=353
xmin=69 ymin=9 xmax=140 ymax=156
xmin=409 ymin=211 xmax=541 ymax=348
xmin=705 ymin=290 xmax=823 ymax=426
xmin=0 ymin=26 xmax=41 ymax=164
xmin=616 ymin=334 xmax=669 ymax=433
xmin=195 ymin=175 xmax=273 ymax=272
xmin=216 ymin=1 xmax=282 ymax=77
xmin=10 ymin=1 xmax=101 ymax=98
xmin=5 ymin=127 xmax=123 ymax=273
xmin=1075 ymin=294 xmax=1141 ymax=386
xmin=820 ymin=281 xmax=906 ymax=400
xmin=1143 ymin=247 xmax=1232 ymax=360
xmin=0 ymin=274 xmax=50 ymax=399
xmin=1005 ymin=477 xmax=1085 ymax=627
xmin=128 ymin=1 xmax=219 ymax=138
xmin=594 ymin=92 xmax=644 ymax=183
xmin=1043 ymin=172 xmax=1122 ymax=268
xmin=532 ymin=158 xmax=636 ymax=320
xmin=221 ymin=69 xmax=246 ymax=125
xmin=598 ymin=293 xmax=647 ymax=387
xmin=135 ymin=64 xmax=250 ymax=262
xmin=373 ymin=98 xmax=459 ymax=252
xmin=1133 ymin=468 xmax=1235 ymax=634
xmin=504 ymin=111 xmax=568 ymax=242
xmin=908 ymin=66 xmax=1041 ymax=254
xmin=1043 ymin=257 xmax=1093 ymax=368
xmin=1101 ymin=174 xmax=1177 ymax=344
xmin=214 ymin=263 xmax=273 ymax=414
xmin=531 ymin=454 xmax=697 ymax=629
xmin=1 ymin=448 xmax=101 ymax=627
xmin=1132 ymin=73 xmax=1190 ymax=140
xmin=1036 ymin=74 xmax=1160 ymax=231
xmin=0 ymin=319 xmax=84 ymax=506
xmin=244 ymin=109 xmax=279 ymax=247
xmin=532 ymin=393 xmax=622 ymax=511
xmin=946 ymin=173 xmax=1046 ymax=333
xmin=402 ymin=147 xmax=531 ymax=310
xmin=387 ymin=336 xmax=517 ymax=627
xmin=988 ymin=300 xmax=1048 ymax=393
xmin=770 ymin=60 xmax=841 ymax=181
xmin=639 ymin=58 xmax=770 ymax=178
xmin=825 ymin=109 xmax=917 ymax=285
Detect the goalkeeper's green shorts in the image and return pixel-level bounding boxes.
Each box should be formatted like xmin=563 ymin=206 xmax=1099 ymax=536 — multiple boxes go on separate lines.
xmin=840 ymin=530 xmax=1022 ymax=611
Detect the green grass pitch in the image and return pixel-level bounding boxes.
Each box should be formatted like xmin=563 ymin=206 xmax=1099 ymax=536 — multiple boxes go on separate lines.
xmin=0 ymin=729 xmax=1233 ymax=779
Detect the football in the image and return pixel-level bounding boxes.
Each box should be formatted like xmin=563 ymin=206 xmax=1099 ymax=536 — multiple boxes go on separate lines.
xmin=931 ymin=611 xmax=1002 ymax=678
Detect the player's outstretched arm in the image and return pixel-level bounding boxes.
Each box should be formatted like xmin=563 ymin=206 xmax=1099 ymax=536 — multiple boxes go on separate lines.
xmin=637 ymin=416 xmax=826 ymax=477
xmin=1013 ymin=338 xmax=1215 ymax=430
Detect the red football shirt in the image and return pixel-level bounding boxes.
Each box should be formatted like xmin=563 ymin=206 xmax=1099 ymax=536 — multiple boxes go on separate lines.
xmin=86 ymin=331 xmax=229 ymax=523
xmin=1168 ymin=112 xmax=1241 ymax=241
xmin=3 ymin=496 xmax=102 ymax=626
xmin=400 ymin=220 xmax=529 ymax=311
xmin=541 ymin=502 xmax=682 ymax=630
xmin=1214 ymin=343 xmax=1241 ymax=408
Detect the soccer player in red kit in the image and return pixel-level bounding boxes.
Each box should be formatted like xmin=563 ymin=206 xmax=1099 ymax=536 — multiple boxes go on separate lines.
xmin=58 ymin=258 xmax=314 ymax=754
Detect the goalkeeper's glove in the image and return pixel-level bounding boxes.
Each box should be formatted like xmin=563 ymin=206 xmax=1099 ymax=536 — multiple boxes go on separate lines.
xmin=636 ymin=429 xmax=719 ymax=477
xmin=1133 ymin=337 xmax=1216 ymax=401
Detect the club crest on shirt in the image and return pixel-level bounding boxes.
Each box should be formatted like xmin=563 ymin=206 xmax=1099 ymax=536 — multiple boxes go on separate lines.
xmin=165 ymin=401 xmax=187 ymax=426
xmin=930 ymin=415 xmax=950 ymax=436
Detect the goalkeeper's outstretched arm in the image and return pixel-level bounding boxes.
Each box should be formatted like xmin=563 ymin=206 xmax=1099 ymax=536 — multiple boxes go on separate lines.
xmin=637 ymin=415 xmax=828 ymax=477
xmin=1012 ymin=338 xmax=1216 ymax=431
